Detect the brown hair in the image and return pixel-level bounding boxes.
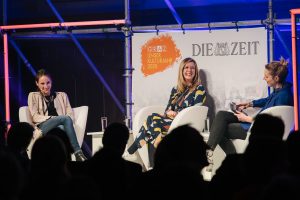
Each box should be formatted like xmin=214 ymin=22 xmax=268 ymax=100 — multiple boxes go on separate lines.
xmin=265 ymin=57 xmax=289 ymax=84
xmin=177 ymin=57 xmax=200 ymax=93
xmin=35 ymin=69 xmax=52 ymax=83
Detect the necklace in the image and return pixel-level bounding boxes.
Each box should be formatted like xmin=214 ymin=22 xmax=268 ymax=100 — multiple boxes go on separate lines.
xmin=41 ymin=92 xmax=55 ymax=115
xmin=44 ymin=95 xmax=54 ymax=103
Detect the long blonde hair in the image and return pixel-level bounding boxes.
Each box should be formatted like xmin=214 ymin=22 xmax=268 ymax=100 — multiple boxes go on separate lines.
xmin=177 ymin=57 xmax=200 ymax=93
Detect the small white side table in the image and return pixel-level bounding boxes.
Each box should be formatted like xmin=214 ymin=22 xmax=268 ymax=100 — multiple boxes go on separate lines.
xmin=87 ymin=131 xmax=104 ymax=155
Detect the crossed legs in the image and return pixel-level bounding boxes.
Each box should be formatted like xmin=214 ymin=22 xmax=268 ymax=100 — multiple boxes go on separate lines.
xmin=38 ymin=115 xmax=81 ymax=153
xmin=207 ymin=111 xmax=247 ymax=155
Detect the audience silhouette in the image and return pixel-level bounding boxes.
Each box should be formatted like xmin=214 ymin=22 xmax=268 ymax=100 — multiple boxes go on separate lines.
xmin=210 ymin=114 xmax=290 ymax=200
xmin=133 ymin=125 xmax=210 ymax=200
xmin=22 ymin=135 xmax=70 ymax=200
xmin=210 ymin=153 xmax=244 ymax=200
xmin=286 ymin=130 xmax=300 ymax=176
xmin=47 ymin=127 xmax=73 ymax=161
xmin=154 ymin=124 xmax=209 ymax=171
xmin=242 ymin=114 xmax=287 ymax=183
xmin=0 ymin=115 xmax=297 ymax=200
xmin=59 ymin=175 xmax=101 ymax=200
xmin=87 ymin=122 xmax=142 ymax=199
xmin=6 ymin=122 xmax=34 ymax=172
xmin=0 ymin=151 xmax=25 ymax=200
xmin=259 ymin=174 xmax=300 ymax=200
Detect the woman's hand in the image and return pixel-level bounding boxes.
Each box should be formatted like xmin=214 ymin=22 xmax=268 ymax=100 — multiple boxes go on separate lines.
xmin=236 ymin=102 xmax=251 ymax=111
xmin=166 ymin=110 xmax=177 ymax=119
xmin=234 ymin=111 xmax=253 ymax=123
xmin=153 ymin=134 xmax=163 ymax=148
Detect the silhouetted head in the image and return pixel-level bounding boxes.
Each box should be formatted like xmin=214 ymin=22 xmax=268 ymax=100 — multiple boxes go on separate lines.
xmin=286 ymin=130 xmax=300 ymax=170
xmin=102 ymin=122 xmax=129 ymax=155
xmin=0 ymin=152 xmax=24 ymax=199
xmin=47 ymin=127 xmax=73 ymax=160
xmin=244 ymin=114 xmax=287 ymax=183
xmin=31 ymin=135 xmax=68 ymax=172
xmin=249 ymin=113 xmax=285 ymax=143
xmin=154 ymin=125 xmax=209 ymax=171
xmin=7 ymin=122 xmax=34 ymax=152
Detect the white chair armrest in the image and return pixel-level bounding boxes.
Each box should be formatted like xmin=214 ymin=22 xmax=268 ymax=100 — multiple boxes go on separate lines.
xmin=132 ymin=105 xmax=209 ymax=170
xmin=132 ymin=105 xmax=165 ymax=170
xmin=73 ymin=106 xmax=89 ymax=147
xmin=260 ymin=105 xmax=294 ymax=140
xmin=19 ymin=106 xmax=34 ymax=126
xmin=132 ymin=105 xmax=165 ymax=137
xmin=169 ymin=105 xmax=208 ymax=134
xmin=232 ymin=105 xmax=294 ymax=154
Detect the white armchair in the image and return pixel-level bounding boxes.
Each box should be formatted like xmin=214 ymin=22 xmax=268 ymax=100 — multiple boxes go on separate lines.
xmin=132 ymin=105 xmax=209 ymax=170
xmin=19 ymin=106 xmax=34 ymax=126
xmin=211 ymin=105 xmax=295 ymax=177
xmin=231 ymin=105 xmax=294 ymax=154
xmin=19 ymin=106 xmax=89 ymax=147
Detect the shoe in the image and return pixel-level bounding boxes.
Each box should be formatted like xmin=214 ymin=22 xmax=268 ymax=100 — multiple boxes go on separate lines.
xmin=206 ymin=163 xmax=213 ymax=172
xmin=127 ymin=140 xmax=142 ymax=154
xmin=206 ymin=149 xmax=213 ymax=157
xmin=74 ymin=151 xmax=87 ymax=162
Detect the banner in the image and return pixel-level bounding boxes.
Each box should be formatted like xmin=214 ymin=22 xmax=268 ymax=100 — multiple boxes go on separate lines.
xmin=132 ymin=28 xmax=268 ymax=120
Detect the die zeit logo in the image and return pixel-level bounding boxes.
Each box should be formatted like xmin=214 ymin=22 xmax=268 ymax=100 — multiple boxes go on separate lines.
xmin=192 ymin=41 xmax=260 ymax=56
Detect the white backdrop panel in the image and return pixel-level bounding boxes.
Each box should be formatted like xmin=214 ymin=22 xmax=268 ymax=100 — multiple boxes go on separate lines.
xmin=132 ymin=27 xmax=268 ymax=120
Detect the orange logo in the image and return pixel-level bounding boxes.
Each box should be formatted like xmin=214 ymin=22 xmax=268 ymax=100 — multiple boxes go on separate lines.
xmin=141 ymin=34 xmax=181 ymax=76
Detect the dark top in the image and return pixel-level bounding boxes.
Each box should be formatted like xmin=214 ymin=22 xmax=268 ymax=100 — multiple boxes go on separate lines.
xmin=241 ymin=82 xmax=293 ymax=130
xmin=44 ymin=94 xmax=58 ymax=116
xmin=165 ymin=84 xmax=206 ymax=113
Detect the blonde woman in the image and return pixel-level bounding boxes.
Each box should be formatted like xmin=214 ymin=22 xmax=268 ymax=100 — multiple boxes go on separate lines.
xmin=128 ymin=57 xmax=206 ymax=156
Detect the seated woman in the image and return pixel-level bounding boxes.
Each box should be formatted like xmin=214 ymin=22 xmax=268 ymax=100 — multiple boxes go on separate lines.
xmin=206 ymin=58 xmax=293 ymax=164
xmin=28 ymin=69 xmax=87 ymax=161
xmin=127 ymin=57 xmax=207 ymax=157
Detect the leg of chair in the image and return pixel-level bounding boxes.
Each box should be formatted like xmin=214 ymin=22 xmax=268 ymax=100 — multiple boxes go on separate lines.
xmin=148 ymin=143 xmax=155 ymax=168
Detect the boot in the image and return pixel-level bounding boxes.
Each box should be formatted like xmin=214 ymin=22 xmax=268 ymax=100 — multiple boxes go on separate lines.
xmin=127 ymin=139 xmax=142 ymax=154
xmin=128 ymin=131 xmax=150 ymax=154
xmin=74 ymin=150 xmax=87 ymax=162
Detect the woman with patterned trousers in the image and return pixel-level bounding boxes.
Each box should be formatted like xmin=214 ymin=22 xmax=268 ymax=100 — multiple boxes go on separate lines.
xmin=127 ymin=57 xmax=207 ymax=164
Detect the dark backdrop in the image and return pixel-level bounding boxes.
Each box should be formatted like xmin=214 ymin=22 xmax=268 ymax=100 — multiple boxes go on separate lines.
xmin=2 ymin=35 xmax=126 ymax=141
